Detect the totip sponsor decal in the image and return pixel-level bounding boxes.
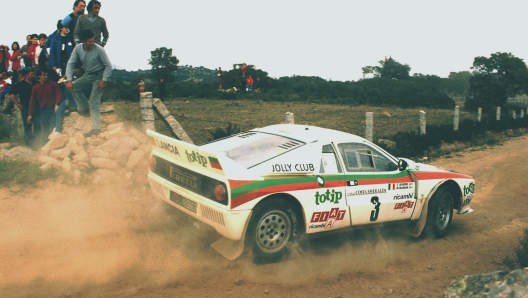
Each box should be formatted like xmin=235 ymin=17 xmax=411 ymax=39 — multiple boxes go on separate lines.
xmin=185 ymin=150 xmax=208 ymax=167
xmin=309 ymin=207 xmax=346 ymax=230
xmin=315 ymin=190 xmax=343 ymax=205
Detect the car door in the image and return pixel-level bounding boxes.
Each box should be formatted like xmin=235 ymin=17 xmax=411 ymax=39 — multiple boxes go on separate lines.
xmin=335 ymin=141 xmax=416 ymax=226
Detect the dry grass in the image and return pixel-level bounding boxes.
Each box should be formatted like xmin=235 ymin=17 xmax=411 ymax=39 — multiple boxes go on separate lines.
xmin=112 ymin=98 xmax=477 ymax=145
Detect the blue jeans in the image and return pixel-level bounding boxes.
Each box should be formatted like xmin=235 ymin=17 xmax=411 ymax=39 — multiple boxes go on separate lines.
xmin=20 ymin=108 xmax=34 ymax=146
xmin=39 ymin=106 xmax=55 ymax=145
xmin=72 ymin=71 xmax=105 ymax=130
xmin=55 ymin=86 xmax=76 ymax=133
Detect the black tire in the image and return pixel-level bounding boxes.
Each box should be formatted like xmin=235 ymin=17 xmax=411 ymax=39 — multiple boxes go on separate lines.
xmin=247 ymin=198 xmax=299 ymax=264
xmin=425 ymin=188 xmax=454 ymax=238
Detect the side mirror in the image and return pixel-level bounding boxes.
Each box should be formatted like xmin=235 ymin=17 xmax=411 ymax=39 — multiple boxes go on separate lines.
xmin=398 ymin=159 xmax=408 ymax=171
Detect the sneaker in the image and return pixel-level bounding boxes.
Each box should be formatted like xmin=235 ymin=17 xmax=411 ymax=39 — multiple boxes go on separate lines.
xmin=83 ymin=129 xmax=101 ymax=138
xmin=48 ymin=129 xmax=61 ymax=140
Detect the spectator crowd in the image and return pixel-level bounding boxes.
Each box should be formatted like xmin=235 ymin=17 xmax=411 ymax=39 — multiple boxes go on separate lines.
xmin=0 ymin=0 xmax=112 ymax=148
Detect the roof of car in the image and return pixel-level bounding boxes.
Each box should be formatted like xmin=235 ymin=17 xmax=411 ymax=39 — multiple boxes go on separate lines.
xmin=251 ymin=124 xmax=367 ymax=144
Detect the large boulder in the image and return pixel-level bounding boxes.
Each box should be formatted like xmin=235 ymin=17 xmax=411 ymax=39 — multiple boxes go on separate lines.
xmin=441 ymin=269 xmax=528 ymax=297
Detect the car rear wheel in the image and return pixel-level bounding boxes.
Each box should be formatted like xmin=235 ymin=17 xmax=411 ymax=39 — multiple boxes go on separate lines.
xmin=426 ymin=188 xmax=453 ymax=238
xmin=247 ymin=198 xmax=298 ymax=263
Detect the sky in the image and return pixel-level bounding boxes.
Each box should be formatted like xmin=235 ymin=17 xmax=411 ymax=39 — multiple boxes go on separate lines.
xmin=2 ymin=0 xmax=527 ymax=82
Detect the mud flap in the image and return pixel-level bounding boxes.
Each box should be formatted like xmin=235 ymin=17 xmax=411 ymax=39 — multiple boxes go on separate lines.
xmin=210 ymin=210 xmax=252 ymax=260
xmin=408 ymin=198 xmax=429 ymax=237
xmin=210 ymin=236 xmax=245 ymax=261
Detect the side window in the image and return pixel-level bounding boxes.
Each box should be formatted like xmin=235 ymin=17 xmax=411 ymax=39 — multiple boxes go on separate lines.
xmin=319 ymin=144 xmax=342 ymax=174
xmin=338 ymin=143 xmax=396 ymax=172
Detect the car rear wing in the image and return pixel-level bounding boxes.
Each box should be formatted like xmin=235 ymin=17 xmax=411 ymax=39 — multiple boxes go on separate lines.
xmin=147 ymin=130 xmax=255 ymax=180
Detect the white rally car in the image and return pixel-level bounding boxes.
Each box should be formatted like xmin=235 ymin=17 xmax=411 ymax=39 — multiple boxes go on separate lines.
xmin=147 ymin=124 xmax=475 ymax=262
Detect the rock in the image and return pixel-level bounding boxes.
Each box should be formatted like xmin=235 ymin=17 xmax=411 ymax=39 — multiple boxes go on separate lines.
xmin=107 ymin=122 xmax=125 ymax=131
xmin=383 ymin=111 xmax=391 ymax=117
xmin=100 ymin=105 xmax=115 ymax=113
xmin=104 ymin=125 xmax=127 ymax=140
xmin=73 ymin=150 xmax=89 ymax=162
xmin=73 ymin=169 xmax=82 ymax=185
xmin=128 ymin=128 xmax=149 ymax=144
xmin=48 ymin=134 xmax=70 ymax=151
xmin=127 ymin=148 xmax=148 ymax=170
xmin=441 ymin=269 xmax=528 ymax=297
xmin=89 ymin=148 xmax=110 ymax=159
xmin=98 ymin=138 xmax=120 ymax=153
xmin=40 ymin=141 xmax=52 ymax=156
xmin=73 ymin=132 xmax=86 ymax=146
xmin=66 ymin=138 xmax=83 ymax=154
xmin=90 ymin=157 xmax=119 ymax=170
xmin=50 ymin=147 xmax=72 ymax=160
xmin=0 ymin=143 xmax=10 ymax=149
xmin=38 ymin=155 xmax=62 ymax=170
xmin=92 ymin=169 xmax=116 ymax=184
xmin=61 ymin=158 xmax=72 ymax=173
xmin=102 ymin=114 xmax=120 ymax=124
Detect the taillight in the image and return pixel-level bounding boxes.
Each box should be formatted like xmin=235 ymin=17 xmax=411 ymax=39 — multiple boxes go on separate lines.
xmin=149 ymin=157 xmax=156 ymax=171
xmin=213 ymin=184 xmax=226 ymax=201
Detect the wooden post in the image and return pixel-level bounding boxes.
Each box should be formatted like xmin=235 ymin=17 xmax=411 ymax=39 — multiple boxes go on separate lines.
xmin=478 ymin=108 xmax=482 ymax=122
xmin=152 ymin=98 xmax=194 ymax=144
xmin=285 ymin=112 xmax=294 ymax=124
xmin=365 ymin=112 xmax=373 ymax=142
xmin=140 ymin=92 xmax=155 ymax=132
xmin=420 ymin=110 xmax=426 ymax=135
xmin=496 ymin=107 xmax=501 ymax=121
xmin=454 ymin=106 xmax=459 ymax=131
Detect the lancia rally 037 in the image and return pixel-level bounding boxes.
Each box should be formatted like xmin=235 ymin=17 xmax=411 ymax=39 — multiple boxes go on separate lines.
xmin=147 ymin=124 xmax=475 ymax=263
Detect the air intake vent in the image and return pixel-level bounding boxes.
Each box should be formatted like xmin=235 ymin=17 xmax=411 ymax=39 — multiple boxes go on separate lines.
xmin=278 ymin=141 xmax=302 ymax=149
xmin=238 ymin=133 xmax=256 ymax=138
xmin=200 ymin=205 xmax=226 ymax=226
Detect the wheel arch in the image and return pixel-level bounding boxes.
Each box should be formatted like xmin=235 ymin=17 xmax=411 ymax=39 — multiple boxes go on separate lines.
xmin=251 ymin=193 xmax=305 ymax=235
xmin=437 ymin=180 xmax=462 ymax=210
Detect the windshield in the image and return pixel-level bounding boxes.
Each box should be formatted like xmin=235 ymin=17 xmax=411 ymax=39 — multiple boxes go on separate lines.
xmin=201 ymin=132 xmax=305 ymax=168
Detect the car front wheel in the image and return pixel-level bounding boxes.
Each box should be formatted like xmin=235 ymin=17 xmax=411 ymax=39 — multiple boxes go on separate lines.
xmin=426 ymin=188 xmax=454 ymax=238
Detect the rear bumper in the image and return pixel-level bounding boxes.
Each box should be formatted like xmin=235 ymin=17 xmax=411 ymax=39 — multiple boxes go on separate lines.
xmin=148 ymin=173 xmax=251 ymax=241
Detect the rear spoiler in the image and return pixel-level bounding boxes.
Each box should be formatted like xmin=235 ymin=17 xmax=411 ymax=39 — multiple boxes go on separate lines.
xmin=147 ymin=130 xmax=225 ymax=175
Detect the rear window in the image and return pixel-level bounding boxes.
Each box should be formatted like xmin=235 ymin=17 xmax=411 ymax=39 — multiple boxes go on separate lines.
xmin=201 ymin=132 xmax=305 ymax=168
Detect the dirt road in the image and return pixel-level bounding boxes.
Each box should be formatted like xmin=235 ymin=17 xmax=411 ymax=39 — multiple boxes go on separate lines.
xmin=1 ymin=136 xmax=527 ymax=298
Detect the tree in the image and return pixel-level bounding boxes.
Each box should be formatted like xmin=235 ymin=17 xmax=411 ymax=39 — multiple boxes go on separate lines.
xmin=362 ymin=57 xmax=411 ymax=80
xmin=148 ymin=47 xmax=179 ymax=83
xmin=466 ymin=52 xmax=528 ymax=114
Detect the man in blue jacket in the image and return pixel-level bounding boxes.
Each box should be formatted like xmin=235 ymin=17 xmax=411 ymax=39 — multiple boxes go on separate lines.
xmin=49 ymin=20 xmax=77 ymax=137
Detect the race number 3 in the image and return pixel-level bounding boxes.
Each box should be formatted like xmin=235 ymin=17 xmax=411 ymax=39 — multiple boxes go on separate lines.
xmin=370 ymin=196 xmax=380 ymax=221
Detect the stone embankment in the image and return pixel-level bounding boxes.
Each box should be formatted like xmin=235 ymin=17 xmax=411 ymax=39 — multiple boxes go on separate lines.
xmin=0 ymin=106 xmax=151 ymax=186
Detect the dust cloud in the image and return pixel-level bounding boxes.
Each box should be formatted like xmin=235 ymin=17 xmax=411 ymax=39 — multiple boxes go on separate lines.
xmin=0 ymin=178 xmax=422 ymax=297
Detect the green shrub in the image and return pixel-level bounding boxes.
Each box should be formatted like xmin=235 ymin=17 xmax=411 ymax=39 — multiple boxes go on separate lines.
xmin=0 ymin=159 xmax=58 ymax=186
xmin=0 ymin=124 xmax=9 ymax=142
xmin=503 ymin=229 xmax=528 ymax=270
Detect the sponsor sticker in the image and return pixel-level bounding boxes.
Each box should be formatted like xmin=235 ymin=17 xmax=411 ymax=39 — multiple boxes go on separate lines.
xmin=394 ymin=200 xmax=414 ymax=213
xmin=347 ymin=188 xmax=387 ymax=196
xmin=315 ymin=190 xmax=343 ymax=205
xmin=388 ymin=182 xmax=414 ymax=190
xmin=309 ymin=207 xmax=347 ymax=229
xmin=393 ymin=193 xmax=414 ymax=200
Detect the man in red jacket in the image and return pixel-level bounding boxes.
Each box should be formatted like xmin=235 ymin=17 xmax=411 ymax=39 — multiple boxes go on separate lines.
xmin=28 ymin=68 xmax=63 ymax=146
xmin=246 ymin=75 xmax=254 ymax=92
